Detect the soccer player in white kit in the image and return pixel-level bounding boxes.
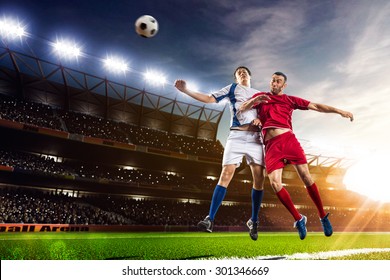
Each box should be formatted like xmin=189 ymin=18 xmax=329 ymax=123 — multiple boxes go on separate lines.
xmin=174 ymin=66 xmax=268 ymax=240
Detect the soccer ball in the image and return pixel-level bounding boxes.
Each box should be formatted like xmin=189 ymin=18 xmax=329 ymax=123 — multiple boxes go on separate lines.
xmin=135 ymin=15 xmax=159 ymax=38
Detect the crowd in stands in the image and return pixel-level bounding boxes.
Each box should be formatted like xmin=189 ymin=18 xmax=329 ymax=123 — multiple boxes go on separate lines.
xmin=1 ymin=94 xmax=389 ymax=232
xmin=0 ymin=94 xmax=224 ymax=158
xmin=1 ymin=186 xmax=389 ymax=232
xmin=0 ymin=148 xmax=252 ymax=194
xmin=0 ymin=187 xmax=130 ymax=225
xmin=58 ymin=109 xmax=223 ymax=157
xmin=0 ymin=149 xmax=76 ymax=176
xmin=0 ymin=95 xmax=63 ymax=131
xmin=0 ymin=148 xmax=374 ymax=209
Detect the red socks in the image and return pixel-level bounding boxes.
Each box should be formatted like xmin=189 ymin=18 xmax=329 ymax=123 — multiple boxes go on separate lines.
xmin=277 ymin=184 xmax=327 ymax=221
xmin=276 ymin=187 xmax=301 ymax=221
xmin=306 ymin=183 xmax=326 ymax=218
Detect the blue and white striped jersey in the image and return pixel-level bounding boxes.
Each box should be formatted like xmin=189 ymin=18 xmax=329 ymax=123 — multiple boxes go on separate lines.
xmin=211 ymin=83 xmax=259 ymax=128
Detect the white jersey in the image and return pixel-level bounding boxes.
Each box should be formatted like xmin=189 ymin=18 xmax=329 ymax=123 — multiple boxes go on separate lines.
xmin=211 ymin=83 xmax=265 ymax=167
xmin=211 ymin=83 xmax=259 ymax=128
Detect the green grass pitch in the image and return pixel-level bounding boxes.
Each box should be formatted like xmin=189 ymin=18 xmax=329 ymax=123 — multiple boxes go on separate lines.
xmin=1 ymin=232 xmax=389 ymax=260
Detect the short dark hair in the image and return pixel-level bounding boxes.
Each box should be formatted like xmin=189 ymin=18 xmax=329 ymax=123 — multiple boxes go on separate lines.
xmin=273 ymin=71 xmax=287 ymax=82
xmin=234 ymin=66 xmax=252 ymax=77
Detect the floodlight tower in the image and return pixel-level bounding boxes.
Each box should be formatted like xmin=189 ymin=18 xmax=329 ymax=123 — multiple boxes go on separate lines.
xmin=102 ymin=55 xmax=129 ymax=118
xmin=103 ymin=56 xmax=129 ymax=74
xmin=0 ymin=18 xmax=26 ymax=40
xmin=143 ymin=70 xmax=167 ymax=87
xmin=51 ymin=39 xmax=82 ymax=111
xmin=52 ymin=40 xmax=81 ymax=60
xmin=0 ymin=18 xmax=28 ymax=99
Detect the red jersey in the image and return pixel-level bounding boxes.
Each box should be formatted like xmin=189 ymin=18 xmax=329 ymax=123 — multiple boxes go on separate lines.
xmin=252 ymin=92 xmax=310 ymax=131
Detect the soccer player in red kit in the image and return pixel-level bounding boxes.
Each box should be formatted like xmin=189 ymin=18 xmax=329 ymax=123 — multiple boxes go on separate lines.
xmin=240 ymin=72 xmax=354 ymax=240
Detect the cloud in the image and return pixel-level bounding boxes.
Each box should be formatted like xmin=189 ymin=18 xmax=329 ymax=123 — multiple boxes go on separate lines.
xmin=327 ymin=2 xmax=390 ymax=151
xmin=332 ymin=2 xmax=390 ymax=79
xmin=277 ymin=1 xmax=390 ymax=155
xmin=204 ymin=1 xmax=390 ymax=156
xmin=190 ymin=1 xmax=309 ymax=87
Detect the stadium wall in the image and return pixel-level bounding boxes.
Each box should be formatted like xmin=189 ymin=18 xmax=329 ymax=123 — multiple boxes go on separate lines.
xmin=2 ymin=224 xmax=389 ymax=233
xmin=0 ymin=224 xmax=242 ymax=233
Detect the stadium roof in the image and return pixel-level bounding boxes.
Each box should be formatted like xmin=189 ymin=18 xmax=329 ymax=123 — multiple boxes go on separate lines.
xmin=0 ymin=47 xmax=224 ymax=140
xmin=0 ymin=46 xmax=356 ymax=171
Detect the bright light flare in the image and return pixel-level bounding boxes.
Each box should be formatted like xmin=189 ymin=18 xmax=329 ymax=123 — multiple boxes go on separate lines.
xmin=143 ymin=70 xmax=166 ymax=85
xmin=303 ymin=139 xmax=347 ymax=159
xmin=0 ymin=18 xmax=26 ymax=39
xmin=53 ymin=40 xmax=81 ymax=59
xmin=344 ymin=152 xmax=390 ymax=203
xmin=103 ymin=56 xmax=128 ymax=73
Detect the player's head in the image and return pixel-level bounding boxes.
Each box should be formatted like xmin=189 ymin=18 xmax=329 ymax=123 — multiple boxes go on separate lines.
xmin=234 ymin=66 xmax=251 ymax=86
xmin=273 ymin=71 xmax=287 ymax=82
xmin=270 ymin=71 xmax=287 ymax=94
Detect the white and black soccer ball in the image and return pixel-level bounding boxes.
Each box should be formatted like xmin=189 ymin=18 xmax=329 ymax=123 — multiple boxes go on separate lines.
xmin=135 ymin=15 xmax=159 ymax=38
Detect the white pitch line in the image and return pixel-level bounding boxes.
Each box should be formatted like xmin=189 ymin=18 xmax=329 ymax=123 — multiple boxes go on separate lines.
xmin=211 ymin=248 xmax=390 ymax=260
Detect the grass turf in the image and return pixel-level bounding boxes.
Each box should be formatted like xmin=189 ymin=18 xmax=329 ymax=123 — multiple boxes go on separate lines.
xmin=0 ymin=232 xmax=389 ymax=260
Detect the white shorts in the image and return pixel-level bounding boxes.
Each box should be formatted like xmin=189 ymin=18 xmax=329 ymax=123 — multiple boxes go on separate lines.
xmin=222 ymin=130 xmax=265 ymax=167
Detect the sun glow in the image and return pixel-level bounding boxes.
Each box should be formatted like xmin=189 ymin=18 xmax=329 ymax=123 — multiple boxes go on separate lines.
xmin=343 ymin=152 xmax=390 ymax=203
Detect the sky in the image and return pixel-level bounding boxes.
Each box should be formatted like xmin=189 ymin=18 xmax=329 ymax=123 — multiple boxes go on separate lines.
xmin=1 ymin=0 xmax=390 ymax=201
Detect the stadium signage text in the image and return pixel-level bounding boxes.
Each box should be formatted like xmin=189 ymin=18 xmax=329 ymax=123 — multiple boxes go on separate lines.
xmin=0 ymin=224 xmax=89 ymax=233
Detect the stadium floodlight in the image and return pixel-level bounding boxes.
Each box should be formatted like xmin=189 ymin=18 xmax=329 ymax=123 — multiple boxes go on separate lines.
xmin=52 ymin=40 xmax=81 ymax=59
xmin=103 ymin=56 xmax=128 ymax=73
xmin=143 ymin=70 xmax=166 ymax=85
xmin=0 ymin=18 xmax=26 ymax=39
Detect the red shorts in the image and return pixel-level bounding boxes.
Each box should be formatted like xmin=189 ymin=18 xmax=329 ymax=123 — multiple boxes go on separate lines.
xmin=264 ymin=131 xmax=307 ymax=174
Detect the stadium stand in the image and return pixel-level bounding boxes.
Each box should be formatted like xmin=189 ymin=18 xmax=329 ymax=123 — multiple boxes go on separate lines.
xmin=1 ymin=185 xmax=389 ymax=232
xmin=1 ymin=47 xmax=389 ymax=233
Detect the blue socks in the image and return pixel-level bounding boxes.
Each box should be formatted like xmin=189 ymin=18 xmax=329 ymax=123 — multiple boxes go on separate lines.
xmin=251 ymin=188 xmax=264 ymax=222
xmin=208 ymin=185 xmax=263 ymax=223
xmin=208 ymin=185 xmax=227 ymax=221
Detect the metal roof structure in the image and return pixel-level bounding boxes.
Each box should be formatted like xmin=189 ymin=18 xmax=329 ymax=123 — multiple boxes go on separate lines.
xmin=0 ymin=46 xmax=357 ymax=180
xmin=0 ymin=47 xmax=224 ymax=141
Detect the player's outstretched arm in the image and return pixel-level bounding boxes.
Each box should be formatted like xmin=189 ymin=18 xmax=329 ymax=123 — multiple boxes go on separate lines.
xmin=240 ymin=99 xmax=256 ymax=112
xmin=239 ymin=94 xmax=271 ymax=112
xmin=308 ymin=102 xmax=354 ymax=122
xmin=174 ymin=79 xmax=215 ymax=103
